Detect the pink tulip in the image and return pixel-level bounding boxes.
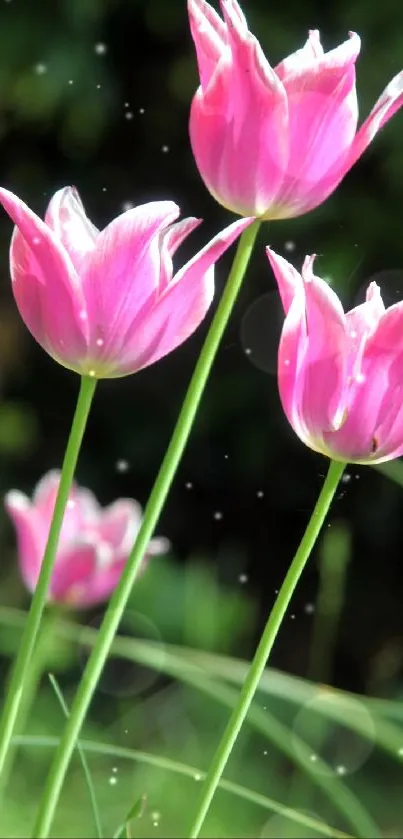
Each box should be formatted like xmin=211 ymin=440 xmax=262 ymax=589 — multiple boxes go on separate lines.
xmin=0 ymin=186 xmax=252 ymax=377
xmin=267 ymin=248 xmax=403 ymax=464
xmin=188 ymin=0 xmax=403 ymax=219
xmin=5 ymin=470 xmax=169 ymax=607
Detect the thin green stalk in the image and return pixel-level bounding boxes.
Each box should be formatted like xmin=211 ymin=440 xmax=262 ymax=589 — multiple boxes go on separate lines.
xmin=33 ymin=220 xmax=261 ymax=837
xmin=0 ymin=375 xmax=96 ymax=783
xmin=188 ymin=458 xmax=346 ymax=839
xmin=48 ymin=675 xmax=103 ymax=838
xmin=0 ymin=615 xmax=56 ymax=795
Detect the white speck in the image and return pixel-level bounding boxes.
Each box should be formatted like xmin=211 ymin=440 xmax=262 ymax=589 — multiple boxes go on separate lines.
xmin=68 ymin=79 xmax=74 ymax=85
xmin=244 ymin=347 xmax=252 ymax=355
xmin=239 ymin=573 xmax=248 ymax=584
xmin=161 ymin=145 xmax=169 ymax=153
xmin=151 ymin=811 xmax=161 ymax=823
xmin=349 ymin=330 xmax=357 ymax=338
xmin=32 ymin=236 xmax=41 ymax=245
xmin=304 ymin=602 xmax=315 ymax=614
xmin=336 ymin=765 xmax=347 ymax=775
xmin=95 ymin=42 xmax=107 ymax=55
xmin=257 ymin=490 xmax=264 ymax=498
xmin=125 ymin=112 xmax=134 ymax=120
xmin=122 ymin=201 xmax=134 ymax=211
xmin=398 ymin=747 xmax=403 ymax=756
xmin=194 ymin=773 xmax=201 ymax=781
xmin=96 ymin=84 xmax=101 ymax=89
xmin=341 ymin=473 xmax=351 ymax=484
xmin=213 ymin=511 xmax=223 ymax=520
xmin=185 ymin=482 xmax=193 ymax=489
xmin=96 ymin=338 xmax=104 ymax=347
xmin=224 ymin=454 xmax=229 ymax=459
xmin=67 ymin=500 xmax=76 ymax=509
xmin=88 ymin=369 xmax=96 ymax=378
xmin=112 ymin=766 xmax=118 ymax=773
xmin=79 ymin=310 xmax=88 ymax=320
xmin=124 ymin=729 xmax=129 ymax=734
xmin=139 ymin=107 xmax=145 ymax=114
xmin=34 ymin=63 xmax=47 ymax=75
xmin=116 ymin=459 xmax=129 ymax=473
xmin=310 ymin=753 xmax=318 ymax=762
xmin=290 ymin=613 xmax=296 ymax=619
xmin=102 ymin=187 xmax=107 ymax=192
xmin=284 ymin=359 xmax=290 ymax=366
xmin=284 ymin=241 xmax=295 ymax=252
xmin=109 ymin=776 xmax=117 ymax=785
xmin=263 ymin=750 xmax=268 ymax=755
xmin=355 ymin=372 xmax=366 ymax=383
xmin=124 ymin=101 xmax=130 ymax=107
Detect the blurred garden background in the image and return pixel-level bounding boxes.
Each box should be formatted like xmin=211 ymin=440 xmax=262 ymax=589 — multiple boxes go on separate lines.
xmin=1 ymin=0 xmax=403 ymax=835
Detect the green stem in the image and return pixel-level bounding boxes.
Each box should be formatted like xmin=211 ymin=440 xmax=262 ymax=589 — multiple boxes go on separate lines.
xmin=0 ymin=375 xmax=96 ymax=784
xmin=188 ymin=458 xmax=346 ymax=838
xmin=33 ymin=220 xmax=261 ymax=838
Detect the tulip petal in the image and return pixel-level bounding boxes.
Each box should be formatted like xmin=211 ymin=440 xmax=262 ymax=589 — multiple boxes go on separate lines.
xmin=45 ymin=187 xmax=98 ymax=273
xmin=268 ymin=250 xmax=347 ymax=446
xmin=0 ymin=188 xmax=89 ymax=364
xmin=349 ymin=70 xmax=403 ymax=167
xmin=189 ymin=0 xmax=289 ymax=217
xmin=81 ymin=201 xmax=179 ymax=369
xmin=324 ymin=302 xmax=403 ymax=462
xmin=188 ymin=0 xmax=228 ymax=89
xmin=49 ymin=542 xmax=99 ymax=603
xmin=5 ymin=491 xmax=45 ymax=592
xmin=159 ymin=217 xmax=202 ymax=293
xmin=274 ymin=30 xmax=324 ymax=79
xmin=274 ymin=35 xmax=360 ymax=214
xmin=116 ymin=217 xmax=253 ymax=373
xmin=99 ymin=499 xmax=143 ymax=554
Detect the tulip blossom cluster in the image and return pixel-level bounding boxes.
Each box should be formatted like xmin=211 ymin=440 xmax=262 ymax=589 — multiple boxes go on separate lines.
xmin=5 ymin=471 xmax=168 ymax=607
xmin=268 ymin=249 xmax=403 ymax=465
xmin=188 ymin=0 xmax=403 ymax=219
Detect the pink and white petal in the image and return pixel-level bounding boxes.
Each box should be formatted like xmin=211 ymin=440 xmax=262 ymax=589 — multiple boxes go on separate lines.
xmin=188 ymin=0 xmax=229 ymax=90
xmin=100 ymin=217 xmax=252 ymax=374
xmin=277 ymin=289 xmax=311 ymax=444
xmin=81 ymin=201 xmax=179 ymax=352
xmin=298 ymin=259 xmax=348 ymax=435
xmin=159 ymin=218 xmax=202 ymax=293
xmin=266 ymin=247 xmax=304 ymax=314
xmin=99 ymin=499 xmax=143 ymax=553
xmin=5 ymin=491 xmax=46 ymax=592
xmin=49 ymin=542 xmax=98 ymax=603
xmin=33 ymin=470 xmax=62 ymax=512
xmin=77 ymin=556 xmax=128 ymax=607
xmin=349 ymin=70 xmax=403 ymax=168
xmin=10 ymin=227 xmax=90 ymax=365
xmin=325 ymin=303 xmax=403 ymax=462
xmin=345 ymin=282 xmax=385 ymax=380
xmin=190 ymin=22 xmax=289 ymax=217
xmin=275 ymin=30 xmax=324 ymax=80
xmin=277 ymin=33 xmax=360 ymax=88
xmin=75 ymin=487 xmax=101 ymax=523
xmin=44 ymin=187 xmax=99 ymax=273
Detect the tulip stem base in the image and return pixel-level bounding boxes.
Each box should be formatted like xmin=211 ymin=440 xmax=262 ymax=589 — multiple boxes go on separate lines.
xmin=32 ymin=219 xmax=261 ymax=838
xmin=187 ymin=458 xmax=346 ymax=838
xmin=0 ymin=374 xmax=97 ymax=788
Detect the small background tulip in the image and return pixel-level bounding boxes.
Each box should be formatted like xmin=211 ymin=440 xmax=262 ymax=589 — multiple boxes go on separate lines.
xmin=188 ymin=0 xmax=403 ymax=219
xmin=0 ymin=186 xmax=251 ymax=378
xmin=268 ymin=247 xmax=403 ymax=465
xmin=5 ymin=471 xmax=169 ymax=607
